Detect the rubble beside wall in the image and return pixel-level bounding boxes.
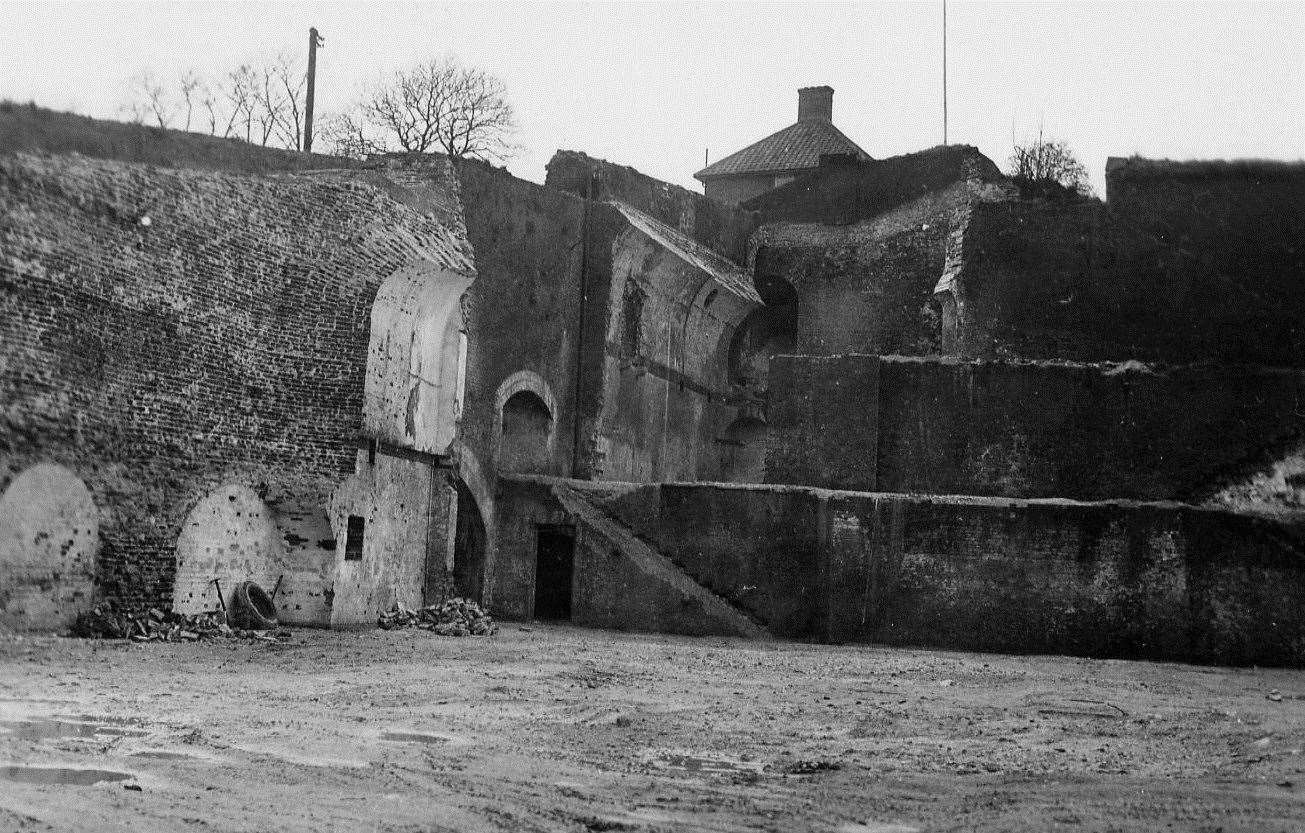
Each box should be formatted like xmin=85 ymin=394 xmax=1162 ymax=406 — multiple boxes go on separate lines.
xmin=497 ymin=478 xmax=1305 ymax=667
xmin=0 ymin=152 xmax=468 ymax=618
xmin=768 ymin=354 xmax=1305 ymax=501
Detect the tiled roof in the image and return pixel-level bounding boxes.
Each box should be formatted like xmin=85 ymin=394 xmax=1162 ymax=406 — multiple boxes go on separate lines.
xmin=694 ymin=119 xmax=869 ymax=181
xmin=610 ymin=201 xmax=761 ymax=304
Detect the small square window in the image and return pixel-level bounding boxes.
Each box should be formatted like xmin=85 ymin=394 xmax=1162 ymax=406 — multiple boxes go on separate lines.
xmin=344 ymin=515 xmax=365 ymax=561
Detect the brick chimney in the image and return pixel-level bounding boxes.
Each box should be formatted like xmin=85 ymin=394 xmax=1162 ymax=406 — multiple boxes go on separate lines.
xmin=797 ymin=86 xmax=834 ymax=122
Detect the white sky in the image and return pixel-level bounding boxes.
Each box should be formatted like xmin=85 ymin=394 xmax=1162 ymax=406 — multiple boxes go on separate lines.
xmin=2 ymin=1 xmax=1302 ymax=194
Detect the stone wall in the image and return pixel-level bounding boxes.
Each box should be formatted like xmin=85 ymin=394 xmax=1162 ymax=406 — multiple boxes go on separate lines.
xmin=545 ymin=150 xmax=757 ymax=263
xmin=0 ymin=151 xmax=471 ymax=623
xmin=948 ymin=159 xmax=1305 ymax=365
xmin=768 ymin=354 xmax=1305 ymax=502
xmin=500 ymin=478 xmax=1305 ymax=666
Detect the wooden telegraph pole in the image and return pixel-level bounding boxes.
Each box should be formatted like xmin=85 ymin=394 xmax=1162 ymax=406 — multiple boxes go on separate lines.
xmin=304 ymin=27 xmax=324 ymax=152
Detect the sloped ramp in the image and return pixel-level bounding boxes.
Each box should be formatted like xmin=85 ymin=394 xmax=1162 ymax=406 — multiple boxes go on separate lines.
xmin=550 ymin=484 xmax=773 ymax=640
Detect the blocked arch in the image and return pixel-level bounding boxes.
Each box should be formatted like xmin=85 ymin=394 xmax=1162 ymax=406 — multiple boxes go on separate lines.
xmin=0 ymin=463 xmax=98 ymax=631
xmin=493 ymin=371 xmax=559 ymax=474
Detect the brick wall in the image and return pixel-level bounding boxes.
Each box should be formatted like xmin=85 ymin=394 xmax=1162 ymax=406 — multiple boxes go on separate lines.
xmin=768 ymin=354 xmax=1305 ymax=502
xmin=1 ymin=152 xmax=465 ymax=614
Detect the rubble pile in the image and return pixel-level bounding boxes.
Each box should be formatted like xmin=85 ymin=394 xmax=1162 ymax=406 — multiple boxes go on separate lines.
xmin=71 ymin=602 xmax=290 ymax=643
xmin=377 ymin=597 xmax=498 ymax=637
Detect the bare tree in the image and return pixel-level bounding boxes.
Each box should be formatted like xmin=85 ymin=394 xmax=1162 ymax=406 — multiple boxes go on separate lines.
xmin=122 ymin=70 xmax=174 ymax=128
xmin=268 ymin=53 xmax=307 ymax=150
xmin=1008 ymin=129 xmax=1092 ymax=197
xmin=177 ymin=70 xmax=206 ymax=133
xmin=354 ymin=57 xmax=517 ymax=161
xmin=223 ymin=64 xmax=259 ymax=142
xmin=317 ymin=111 xmax=382 ymax=159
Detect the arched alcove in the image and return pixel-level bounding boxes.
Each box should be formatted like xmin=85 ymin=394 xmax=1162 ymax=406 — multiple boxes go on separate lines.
xmin=499 ymin=391 xmax=555 ymax=474
xmin=493 ymin=371 xmax=559 ymax=475
xmin=728 ymin=275 xmax=798 ymax=389
xmin=173 ymin=484 xmax=335 ymax=625
xmin=720 ymin=417 xmax=768 ymax=483
xmin=364 ymin=261 xmax=474 ymax=454
xmin=0 ymin=464 xmax=98 ymax=631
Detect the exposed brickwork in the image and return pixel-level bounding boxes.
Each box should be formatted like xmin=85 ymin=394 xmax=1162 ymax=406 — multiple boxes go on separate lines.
xmin=1 ymin=152 xmax=467 ymax=612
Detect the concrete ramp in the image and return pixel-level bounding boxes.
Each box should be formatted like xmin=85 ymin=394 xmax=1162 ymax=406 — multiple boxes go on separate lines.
xmin=550 ymin=484 xmax=773 ymax=640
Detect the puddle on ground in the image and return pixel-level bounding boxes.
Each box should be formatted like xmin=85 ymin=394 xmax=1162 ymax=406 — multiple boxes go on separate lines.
xmin=131 ymin=750 xmax=197 ymax=760
xmin=0 ymin=765 xmax=133 ymax=786
xmin=0 ymin=718 xmax=149 ymax=741
xmin=643 ymin=750 xmax=767 ymax=775
xmin=380 ymin=731 xmax=451 ymax=745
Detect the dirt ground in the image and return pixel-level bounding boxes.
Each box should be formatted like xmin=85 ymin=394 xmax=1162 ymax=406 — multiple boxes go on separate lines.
xmin=1 ymin=624 xmax=1303 ymax=833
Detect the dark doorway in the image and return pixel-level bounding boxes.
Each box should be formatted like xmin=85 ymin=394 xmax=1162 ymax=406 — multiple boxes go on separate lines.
xmin=534 ymin=524 xmax=575 ymax=620
xmin=452 ymin=481 xmax=487 ymax=603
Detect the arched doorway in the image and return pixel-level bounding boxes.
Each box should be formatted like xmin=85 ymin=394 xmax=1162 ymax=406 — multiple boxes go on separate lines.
xmin=728 ymin=275 xmax=798 ymax=390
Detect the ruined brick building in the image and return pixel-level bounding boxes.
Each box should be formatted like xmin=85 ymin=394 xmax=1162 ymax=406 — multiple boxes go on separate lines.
xmin=4 ymin=99 xmax=1305 ymax=665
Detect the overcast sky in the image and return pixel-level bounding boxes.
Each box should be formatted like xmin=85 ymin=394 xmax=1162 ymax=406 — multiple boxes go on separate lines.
xmin=2 ymin=1 xmax=1302 ymax=194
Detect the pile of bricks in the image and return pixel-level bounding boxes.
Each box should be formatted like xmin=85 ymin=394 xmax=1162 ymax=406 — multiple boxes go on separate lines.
xmin=377 ymin=598 xmax=498 ymax=637
xmin=71 ymin=602 xmax=290 ymax=643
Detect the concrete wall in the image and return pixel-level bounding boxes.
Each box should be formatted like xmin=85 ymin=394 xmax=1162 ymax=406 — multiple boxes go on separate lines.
xmin=702 ymin=174 xmax=780 ymax=207
xmin=495 ymin=479 xmax=1305 ymax=666
xmin=769 ymin=354 xmax=1305 ymax=502
xmin=0 ymin=151 xmax=471 ymax=620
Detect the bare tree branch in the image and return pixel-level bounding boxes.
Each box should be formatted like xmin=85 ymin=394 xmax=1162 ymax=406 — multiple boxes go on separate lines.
xmin=352 ymin=56 xmax=516 ymax=160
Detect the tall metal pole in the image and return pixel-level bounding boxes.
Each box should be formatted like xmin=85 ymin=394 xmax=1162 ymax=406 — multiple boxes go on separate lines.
xmin=304 ymin=27 xmax=323 ymax=152
xmin=942 ymin=0 xmax=948 ymax=146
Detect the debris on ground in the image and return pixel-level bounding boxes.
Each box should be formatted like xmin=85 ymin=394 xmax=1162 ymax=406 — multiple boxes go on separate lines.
xmin=70 ymin=601 xmax=291 ymax=643
xmin=784 ymin=759 xmax=843 ymax=775
xmin=377 ymin=598 xmax=498 ymax=637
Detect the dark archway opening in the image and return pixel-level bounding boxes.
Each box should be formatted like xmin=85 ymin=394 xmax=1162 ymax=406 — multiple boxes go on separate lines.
xmin=452 ymin=480 xmax=487 ymax=603
xmin=534 ymin=524 xmax=575 ymax=621
xmin=499 ymin=390 xmax=553 ymax=473
xmin=728 ymin=274 xmax=798 ymax=389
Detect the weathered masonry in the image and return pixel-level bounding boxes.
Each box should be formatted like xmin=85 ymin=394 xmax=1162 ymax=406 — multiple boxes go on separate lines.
xmin=4 ymin=104 xmax=1305 ymax=667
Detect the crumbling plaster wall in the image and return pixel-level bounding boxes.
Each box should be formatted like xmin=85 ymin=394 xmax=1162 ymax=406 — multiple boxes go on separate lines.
xmin=0 ymin=151 xmax=471 ymax=618
xmin=593 ymin=211 xmax=759 ymax=483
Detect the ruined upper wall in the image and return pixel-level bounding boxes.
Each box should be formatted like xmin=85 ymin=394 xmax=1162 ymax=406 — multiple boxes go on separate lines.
xmin=946 ymin=157 xmax=1305 ymax=366
xmin=742 ymin=144 xmax=1008 ymax=225
xmin=545 ymin=150 xmax=758 ymax=263
xmin=768 ymin=354 xmax=1305 ymax=503
xmin=0 ymin=102 xmax=360 ymax=173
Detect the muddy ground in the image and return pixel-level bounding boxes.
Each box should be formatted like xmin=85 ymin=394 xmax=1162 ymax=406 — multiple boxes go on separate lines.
xmin=0 ymin=624 xmax=1303 ymax=832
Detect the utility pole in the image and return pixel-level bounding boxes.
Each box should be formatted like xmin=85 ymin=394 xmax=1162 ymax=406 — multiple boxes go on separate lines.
xmin=304 ymin=27 xmax=324 ymax=152
xmin=942 ymin=0 xmax=948 ymax=146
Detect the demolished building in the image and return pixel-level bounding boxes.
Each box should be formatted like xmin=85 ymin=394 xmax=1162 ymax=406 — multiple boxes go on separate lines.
xmin=3 ymin=101 xmax=1305 ymax=665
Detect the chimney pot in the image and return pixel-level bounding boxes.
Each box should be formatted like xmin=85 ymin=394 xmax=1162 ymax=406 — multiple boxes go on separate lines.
xmin=798 ymin=86 xmax=834 ymax=122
